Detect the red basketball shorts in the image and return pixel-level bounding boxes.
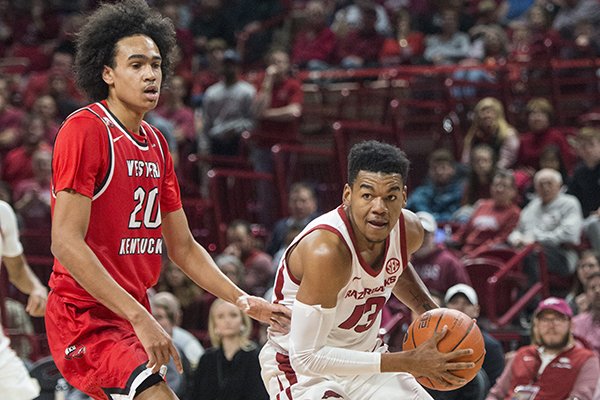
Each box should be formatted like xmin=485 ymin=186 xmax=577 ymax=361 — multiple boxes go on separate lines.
xmin=45 ymin=291 xmax=160 ymax=400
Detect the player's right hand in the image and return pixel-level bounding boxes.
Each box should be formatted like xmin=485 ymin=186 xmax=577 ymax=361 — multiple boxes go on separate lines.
xmin=406 ymin=326 xmax=475 ymax=388
xmin=132 ymin=313 xmax=183 ymax=375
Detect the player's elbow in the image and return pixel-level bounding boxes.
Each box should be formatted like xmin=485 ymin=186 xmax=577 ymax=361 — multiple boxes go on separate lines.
xmin=289 ymin=348 xmax=324 ymax=377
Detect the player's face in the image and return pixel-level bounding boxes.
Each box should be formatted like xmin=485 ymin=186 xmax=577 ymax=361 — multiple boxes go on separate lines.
xmin=536 ymin=310 xmax=571 ymax=350
xmin=103 ymin=34 xmax=162 ymax=114
xmin=212 ymin=301 xmax=245 ymax=339
xmin=343 ymin=171 xmax=406 ymax=244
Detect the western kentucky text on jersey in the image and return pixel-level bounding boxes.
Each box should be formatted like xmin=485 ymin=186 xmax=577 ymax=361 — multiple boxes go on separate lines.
xmin=119 ymin=237 xmax=163 ymax=255
xmin=126 ymin=159 xmax=161 ymax=178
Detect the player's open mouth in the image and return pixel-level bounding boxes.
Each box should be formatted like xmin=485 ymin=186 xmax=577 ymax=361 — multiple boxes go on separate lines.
xmin=143 ymin=87 xmax=159 ymax=100
xmin=368 ymin=220 xmax=387 ymax=229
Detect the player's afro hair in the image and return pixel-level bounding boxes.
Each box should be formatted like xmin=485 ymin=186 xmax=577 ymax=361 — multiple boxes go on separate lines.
xmin=75 ymin=0 xmax=176 ymax=101
xmin=348 ymin=140 xmax=410 ymax=185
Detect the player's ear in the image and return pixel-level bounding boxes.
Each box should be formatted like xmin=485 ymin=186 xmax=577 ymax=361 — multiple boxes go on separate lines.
xmin=102 ymin=65 xmax=114 ymax=85
xmin=342 ymin=183 xmax=351 ymax=206
xmin=402 ymin=185 xmax=407 ymax=207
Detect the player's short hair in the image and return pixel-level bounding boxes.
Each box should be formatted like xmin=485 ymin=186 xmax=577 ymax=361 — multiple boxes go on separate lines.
xmin=75 ymin=0 xmax=176 ymax=101
xmin=347 ymin=140 xmax=410 ymax=185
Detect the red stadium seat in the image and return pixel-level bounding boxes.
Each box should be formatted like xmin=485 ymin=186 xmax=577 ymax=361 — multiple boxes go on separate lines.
xmin=271 ymin=143 xmax=342 ymax=213
xmin=207 ymin=168 xmax=279 ymax=251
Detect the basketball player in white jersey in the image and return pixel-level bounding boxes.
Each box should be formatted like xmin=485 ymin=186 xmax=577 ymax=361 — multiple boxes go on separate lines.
xmin=0 ymin=200 xmax=47 ymax=399
xmin=260 ymin=141 xmax=475 ymax=399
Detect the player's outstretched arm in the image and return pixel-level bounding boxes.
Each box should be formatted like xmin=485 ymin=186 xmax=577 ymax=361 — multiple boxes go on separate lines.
xmin=161 ymin=208 xmax=290 ymax=330
xmin=1 ymin=201 xmax=47 ymax=317
xmin=4 ymin=255 xmax=47 ymax=317
xmin=52 ymin=190 xmax=182 ymax=374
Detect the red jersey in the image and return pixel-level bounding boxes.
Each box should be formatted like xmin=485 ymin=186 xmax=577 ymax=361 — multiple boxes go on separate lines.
xmin=50 ymin=101 xmax=181 ymax=303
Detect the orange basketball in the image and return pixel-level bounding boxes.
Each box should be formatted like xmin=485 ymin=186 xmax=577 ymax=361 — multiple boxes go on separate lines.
xmin=402 ymin=308 xmax=485 ymax=391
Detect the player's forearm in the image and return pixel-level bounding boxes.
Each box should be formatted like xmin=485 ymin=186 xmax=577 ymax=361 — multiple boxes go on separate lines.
xmin=393 ymin=263 xmax=438 ymax=314
xmin=52 ymin=236 xmax=148 ymax=322
xmin=4 ymin=255 xmax=41 ymax=295
xmin=170 ymin=239 xmax=245 ymax=305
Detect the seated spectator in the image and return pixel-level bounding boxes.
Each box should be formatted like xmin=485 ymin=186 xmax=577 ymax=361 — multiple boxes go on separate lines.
xmin=154 ymin=74 xmax=196 ymax=156
xmin=568 ymin=127 xmax=600 ymax=255
xmin=407 ymin=148 xmax=465 ymax=223
xmin=190 ymin=38 xmax=227 ymax=108
xmin=334 ymin=4 xmax=386 ymax=69
xmin=156 ymin=258 xmax=207 ymax=332
xmin=486 ymin=297 xmax=600 ymax=400
xmin=516 ymin=98 xmax=577 ymax=174
xmin=456 ymin=144 xmax=496 ymax=221
xmin=567 ymin=251 xmax=600 ymax=315
xmin=0 ymin=91 xmax=25 ymax=153
xmin=411 ymin=211 xmax=471 ymax=295
xmin=191 ymin=299 xmax=268 ymax=400
xmin=462 ymin=97 xmax=519 ymax=169
xmin=1 ymin=114 xmax=51 ymax=191
xmin=21 ymin=43 xmax=82 ymax=109
xmin=150 ymin=291 xmax=205 ymax=371
xmin=444 ymin=283 xmax=505 ymax=389
xmin=450 ymin=169 xmax=520 ymax=258
xmin=266 ymin=182 xmax=318 ymax=256
xmin=30 ymin=94 xmax=61 ymax=143
xmin=291 ymin=0 xmax=336 ymax=71
xmin=379 ymin=8 xmax=424 ymax=66
xmin=508 ymin=169 xmax=583 ymax=291
xmin=572 ymin=272 xmax=600 ymax=357
xmin=560 ymin=17 xmax=600 ymax=59
xmin=200 ymin=49 xmax=256 ymax=157
xmin=232 ymin=0 xmax=287 ymax=69
xmin=423 ymin=8 xmax=471 ymax=65
xmin=252 ymin=49 xmax=303 ymax=157
xmin=552 ymin=0 xmax=600 ymax=48
xmin=13 ymin=149 xmax=51 ymax=229
xmin=223 ymin=220 xmax=273 ymax=298
xmin=149 ymin=293 xmax=198 ymax=398
xmin=330 ymin=0 xmax=392 ymax=38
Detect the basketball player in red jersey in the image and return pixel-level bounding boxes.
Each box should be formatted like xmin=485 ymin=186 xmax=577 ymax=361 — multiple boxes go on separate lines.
xmin=45 ymin=1 xmax=288 ymax=399
xmin=260 ymin=141 xmax=474 ymax=399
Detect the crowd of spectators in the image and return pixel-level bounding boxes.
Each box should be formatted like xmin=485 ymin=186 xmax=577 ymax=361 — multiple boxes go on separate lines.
xmin=0 ymin=0 xmax=600 ymax=399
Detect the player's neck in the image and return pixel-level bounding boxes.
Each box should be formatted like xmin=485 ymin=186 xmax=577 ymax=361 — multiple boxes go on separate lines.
xmin=105 ymin=98 xmax=144 ymax=134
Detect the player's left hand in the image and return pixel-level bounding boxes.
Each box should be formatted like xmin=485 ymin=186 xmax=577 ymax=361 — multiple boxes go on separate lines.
xmin=26 ymin=286 xmax=48 ymax=317
xmin=237 ymin=295 xmax=291 ymax=334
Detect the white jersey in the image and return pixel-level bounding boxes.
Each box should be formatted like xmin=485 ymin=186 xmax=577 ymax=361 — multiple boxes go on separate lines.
xmin=0 ymin=200 xmax=25 ymax=352
xmin=269 ymin=205 xmax=408 ymax=354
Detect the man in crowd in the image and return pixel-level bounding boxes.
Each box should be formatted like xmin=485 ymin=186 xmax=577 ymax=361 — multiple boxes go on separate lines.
xmin=487 ymin=297 xmax=599 ymax=400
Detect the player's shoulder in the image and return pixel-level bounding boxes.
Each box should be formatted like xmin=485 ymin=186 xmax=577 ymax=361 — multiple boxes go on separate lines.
xmin=294 ymin=227 xmax=351 ymax=266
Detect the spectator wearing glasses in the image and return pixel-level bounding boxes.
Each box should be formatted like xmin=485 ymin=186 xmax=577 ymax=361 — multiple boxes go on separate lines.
xmin=486 ymin=297 xmax=599 ymax=400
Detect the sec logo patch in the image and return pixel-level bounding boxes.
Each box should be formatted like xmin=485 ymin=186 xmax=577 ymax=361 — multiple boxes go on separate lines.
xmin=385 ymin=257 xmax=401 ymax=274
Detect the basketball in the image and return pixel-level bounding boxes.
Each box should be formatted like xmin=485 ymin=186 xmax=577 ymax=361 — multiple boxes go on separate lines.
xmin=402 ymin=308 xmax=485 ymax=391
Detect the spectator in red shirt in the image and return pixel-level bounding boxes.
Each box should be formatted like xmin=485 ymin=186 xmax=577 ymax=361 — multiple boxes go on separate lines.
xmin=0 ymin=91 xmax=25 ymax=153
xmin=253 ymin=49 xmax=303 ymax=166
xmin=21 ymin=44 xmax=82 ymax=109
xmin=1 ymin=114 xmax=51 ymax=191
xmin=291 ymin=0 xmax=336 ymax=70
xmin=223 ymin=220 xmax=274 ymax=298
xmin=516 ymin=98 xmax=577 ymax=174
xmin=380 ymin=8 xmax=425 ymax=66
xmin=450 ymin=169 xmax=521 ymax=258
xmin=335 ymin=4 xmax=385 ymax=69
